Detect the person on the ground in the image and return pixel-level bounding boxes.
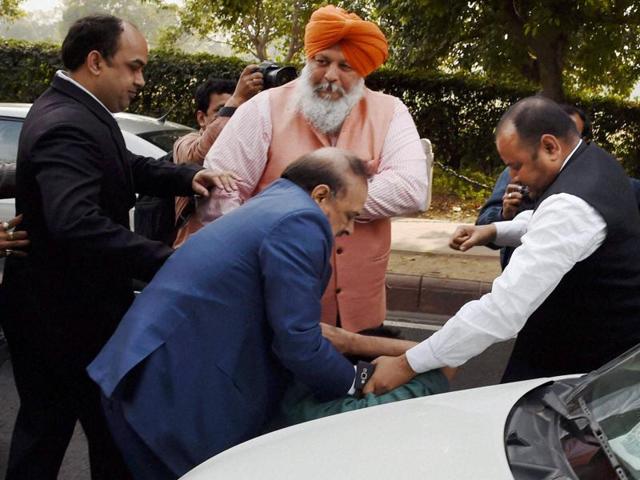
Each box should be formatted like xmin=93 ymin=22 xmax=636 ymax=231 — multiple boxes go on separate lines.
xmin=172 ymin=72 xmax=262 ymax=247
xmin=88 ymin=149 xmax=448 ymax=479
xmin=359 ymin=96 xmax=640 ymax=394
xmin=1 ymin=15 xmax=236 ymax=480
xmin=198 ymin=4 xmax=428 ymax=333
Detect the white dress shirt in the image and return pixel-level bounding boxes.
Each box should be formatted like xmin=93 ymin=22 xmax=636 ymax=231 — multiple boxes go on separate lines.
xmin=55 ymin=70 xmax=113 ymax=116
xmin=406 ymin=141 xmax=608 ymax=373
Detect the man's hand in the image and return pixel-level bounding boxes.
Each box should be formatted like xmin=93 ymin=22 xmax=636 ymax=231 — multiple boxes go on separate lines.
xmin=192 ymin=170 xmax=239 ymax=197
xmin=226 ymin=65 xmax=263 ymax=107
xmin=449 ymin=224 xmax=497 ymax=252
xmin=0 ymin=214 xmax=29 ymax=257
xmin=321 ymin=323 xmax=355 ymax=354
xmin=502 ymin=183 xmax=525 ymax=220
xmin=362 ymin=354 xmax=417 ymax=395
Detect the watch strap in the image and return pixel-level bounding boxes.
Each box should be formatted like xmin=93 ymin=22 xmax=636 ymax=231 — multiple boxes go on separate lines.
xmin=354 ymin=360 xmax=376 ymax=397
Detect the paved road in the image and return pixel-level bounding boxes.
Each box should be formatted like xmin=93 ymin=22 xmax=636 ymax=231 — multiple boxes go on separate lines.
xmin=0 ymin=314 xmax=513 ymax=480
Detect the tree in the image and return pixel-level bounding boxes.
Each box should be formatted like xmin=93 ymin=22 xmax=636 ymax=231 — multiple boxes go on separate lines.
xmin=169 ymin=0 xmax=322 ymax=62
xmin=1 ymin=0 xmax=24 ymax=21
xmin=58 ymin=0 xmax=180 ymax=48
xmin=375 ymin=0 xmax=640 ymax=102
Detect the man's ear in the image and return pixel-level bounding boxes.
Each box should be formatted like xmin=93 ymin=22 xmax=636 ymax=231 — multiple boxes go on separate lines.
xmin=310 ymin=184 xmax=331 ymax=205
xmin=540 ymin=134 xmax=561 ymax=160
xmin=196 ymin=110 xmax=207 ymax=129
xmin=86 ymin=50 xmax=103 ymax=76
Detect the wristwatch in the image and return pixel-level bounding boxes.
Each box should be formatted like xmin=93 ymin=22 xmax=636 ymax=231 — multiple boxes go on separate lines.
xmin=354 ymin=360 xmax=376 ymax=398
xmin=217 ymin=106 xmax=237 ymax=118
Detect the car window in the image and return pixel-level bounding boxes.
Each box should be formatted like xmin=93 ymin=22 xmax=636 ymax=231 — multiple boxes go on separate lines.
xmin=0 ymin=118 xmax=22 ymax=165
xmin=138 ymin=129 xmax=193 ymax=153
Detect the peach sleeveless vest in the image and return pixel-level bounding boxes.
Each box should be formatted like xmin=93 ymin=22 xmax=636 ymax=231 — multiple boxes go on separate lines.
xmin=260 ymin=80 xmax=396 ymax=331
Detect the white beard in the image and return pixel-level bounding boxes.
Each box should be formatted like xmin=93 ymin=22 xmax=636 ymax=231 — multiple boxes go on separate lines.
xmin=295 ymin=64 xmax=365 ymax=135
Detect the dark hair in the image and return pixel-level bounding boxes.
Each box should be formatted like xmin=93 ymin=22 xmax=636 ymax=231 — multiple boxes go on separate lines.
xmin=496 ymin=96 xmax=579 ymax=150
xmin=61 ymin=15 xmax=125 ymax=72
xmin=195 ymin=78 xmax=236 ymax=113
xmin=281 ymin=148 xmax=370 ymax=196
xmin=560 ymin=103 xmax=593 ymax=142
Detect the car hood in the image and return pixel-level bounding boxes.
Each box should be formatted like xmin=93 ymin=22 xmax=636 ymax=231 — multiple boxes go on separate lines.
xmin=181 ymin=378 xmax=558 ymax=480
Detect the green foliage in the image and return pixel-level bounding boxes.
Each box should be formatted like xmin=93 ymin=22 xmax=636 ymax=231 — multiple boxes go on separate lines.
xmin=58 ymin=0 xmax=180 ymax=48
xmin=130 ymin=50 xmax=247 ymax=127
xmin=431 ymin=165 xmax=494 ymax=205
xmin=374 ymin=0 xmax=640 ymax=101
xmin=2 ymin=40 xmax=640 ymax=178
xmin=0 ymin=0 xmax=24 ymax=21
xmin=173 ymin=0 xmax=321 ymax=62
xmin=0 ymin=40 xmax=61 ymax=102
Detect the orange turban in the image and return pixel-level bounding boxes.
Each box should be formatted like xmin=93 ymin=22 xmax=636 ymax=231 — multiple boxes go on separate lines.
xmin=304 ymin=5 xmax=388 ymax=77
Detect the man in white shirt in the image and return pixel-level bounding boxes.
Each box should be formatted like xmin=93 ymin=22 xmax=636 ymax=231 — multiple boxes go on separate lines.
xmin=361 ymin=95 xmax=640 ymax=394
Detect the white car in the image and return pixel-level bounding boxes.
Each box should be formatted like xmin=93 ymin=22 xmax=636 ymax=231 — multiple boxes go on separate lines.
xmin=0 ymin=103 xmax=194 ymax=220
xmin=181 ymin=346 xmax=640 ymax=480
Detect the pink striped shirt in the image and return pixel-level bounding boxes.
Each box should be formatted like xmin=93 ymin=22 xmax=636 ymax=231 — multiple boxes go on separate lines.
xmin=199 ymin=89 xmax=428 ymax=221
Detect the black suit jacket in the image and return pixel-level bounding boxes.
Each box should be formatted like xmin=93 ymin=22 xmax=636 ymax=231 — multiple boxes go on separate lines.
xmin=2 ymin=75 xmax=199 ymax=366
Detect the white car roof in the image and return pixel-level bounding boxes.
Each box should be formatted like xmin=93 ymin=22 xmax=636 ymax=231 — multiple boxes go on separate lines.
xmin=0 ymin=103 xmax=31 ymax=119
xmin=0 ymin=103 xmax=192 ymax=136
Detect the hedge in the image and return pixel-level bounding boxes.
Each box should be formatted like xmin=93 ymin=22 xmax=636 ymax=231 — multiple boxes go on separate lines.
xmin=2 ymin=39 xmax=640 ymax=176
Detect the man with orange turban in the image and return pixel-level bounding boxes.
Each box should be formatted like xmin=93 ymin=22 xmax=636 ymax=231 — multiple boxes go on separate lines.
xmin=199 ymin=5 xmax=429 ymax=334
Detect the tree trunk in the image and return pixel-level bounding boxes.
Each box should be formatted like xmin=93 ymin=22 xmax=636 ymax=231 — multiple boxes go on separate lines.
xmin=499 ymin=0 xmax=567 ymax=102
xmin=529 ymin=30 xmax=567 ymax=102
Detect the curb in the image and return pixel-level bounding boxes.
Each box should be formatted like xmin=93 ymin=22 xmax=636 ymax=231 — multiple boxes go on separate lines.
xmin=386 ymin=272 xmax=492 ymax=316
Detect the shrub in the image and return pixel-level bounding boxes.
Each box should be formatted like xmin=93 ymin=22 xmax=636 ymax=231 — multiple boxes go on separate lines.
xmin=2 ymin=39 xmax=640 ymax=176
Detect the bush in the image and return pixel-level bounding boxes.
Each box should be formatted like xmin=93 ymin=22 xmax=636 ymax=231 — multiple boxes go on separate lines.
xmin=2 ymin=39 xmax=640 ymax=177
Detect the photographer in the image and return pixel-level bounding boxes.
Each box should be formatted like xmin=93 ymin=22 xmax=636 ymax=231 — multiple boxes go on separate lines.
xmin=173 ymin=66 xmax=263 ymax=166
xmin=172 ymin=66 xmax=262 ymax=246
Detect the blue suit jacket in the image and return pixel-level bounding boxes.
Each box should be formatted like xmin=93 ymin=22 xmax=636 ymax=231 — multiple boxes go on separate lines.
xmin=88 ymin=179 xmax=355 ymax=476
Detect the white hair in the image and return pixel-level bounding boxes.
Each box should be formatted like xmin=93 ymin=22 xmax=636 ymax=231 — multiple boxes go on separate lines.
xmin=295 ymin=63 xmax=365 ymax=135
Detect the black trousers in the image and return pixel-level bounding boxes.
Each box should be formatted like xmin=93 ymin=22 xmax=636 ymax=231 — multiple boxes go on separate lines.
xmin=1 ymin=296 xmax=132 ymax=480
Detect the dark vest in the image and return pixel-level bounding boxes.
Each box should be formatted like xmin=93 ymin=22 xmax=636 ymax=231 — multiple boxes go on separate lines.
xmin=503 ymin=142 xmax=640 ymax=382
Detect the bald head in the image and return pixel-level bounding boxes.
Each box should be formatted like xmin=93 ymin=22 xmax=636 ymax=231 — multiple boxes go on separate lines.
xmin=496 ymin=96 xmax=580 ymax=152
xmin=282 ymin=147 xmax=369 ymax=237
xmin=281 ymin=147 xmax=369 ymax=197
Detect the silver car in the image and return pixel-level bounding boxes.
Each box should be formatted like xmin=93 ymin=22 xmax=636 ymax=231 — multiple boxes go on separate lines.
xmin=0 ymin=103 xmax=194 ymax=220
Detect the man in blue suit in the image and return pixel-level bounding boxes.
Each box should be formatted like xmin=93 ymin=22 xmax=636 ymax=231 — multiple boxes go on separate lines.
xmin=88 ymin=148 xmax=370 ymax=479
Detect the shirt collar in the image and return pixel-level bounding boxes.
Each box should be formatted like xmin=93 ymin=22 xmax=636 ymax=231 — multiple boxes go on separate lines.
xmin=55 ymin=70 xmax=114 ymax=117
xmin=560 ymin=139 xmax=583 ymax=171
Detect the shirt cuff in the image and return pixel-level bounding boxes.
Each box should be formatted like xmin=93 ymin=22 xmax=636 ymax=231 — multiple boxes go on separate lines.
xmin=494 ymin=220 xmax=522 ymax=247
xmin=405 ymin=341 xmax=442 ymax=373
xmin=347 ymin=365 xmax=357 ymax=396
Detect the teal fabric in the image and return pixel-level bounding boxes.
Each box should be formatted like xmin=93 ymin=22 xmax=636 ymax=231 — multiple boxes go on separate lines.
xmin=268 ymin=370 xmax=449 ymax=430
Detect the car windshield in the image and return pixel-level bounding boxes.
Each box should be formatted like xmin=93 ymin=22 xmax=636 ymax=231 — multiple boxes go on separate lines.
xmin=564 ymin=346 xmax=640 ymax=478
xmin=137 ymin=129 xmax=192 ymax=152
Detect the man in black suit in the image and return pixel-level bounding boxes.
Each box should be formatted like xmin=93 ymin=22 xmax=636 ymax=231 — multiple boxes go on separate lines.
xmin=1 ymin=15 xmax=236 ymax=479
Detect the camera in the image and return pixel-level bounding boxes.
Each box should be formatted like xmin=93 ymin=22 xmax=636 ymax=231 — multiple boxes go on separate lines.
xmin=254 ymin=61 xmax=297 ymax=90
